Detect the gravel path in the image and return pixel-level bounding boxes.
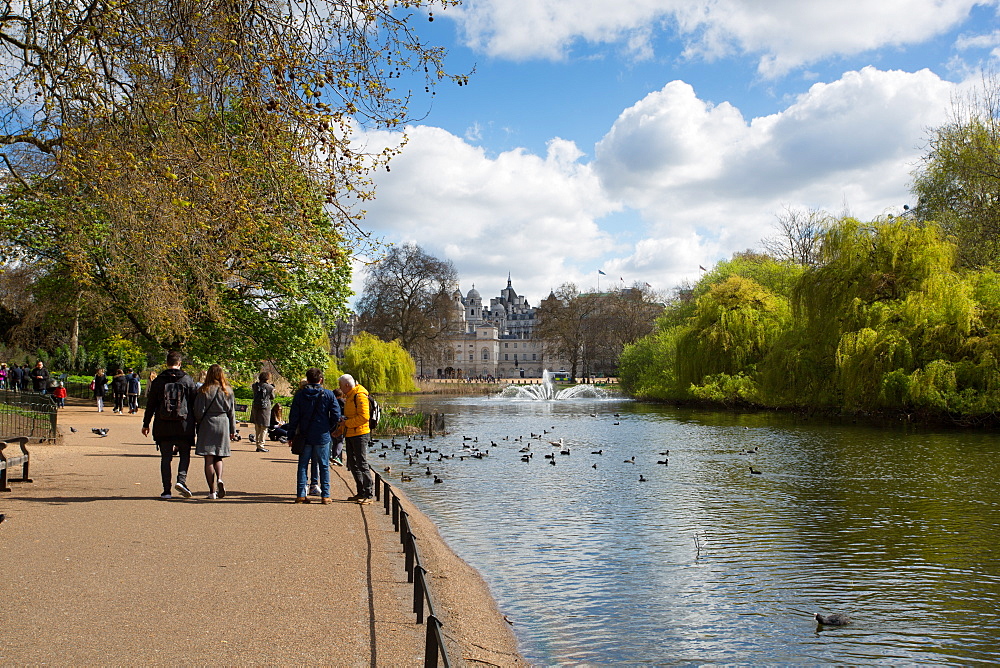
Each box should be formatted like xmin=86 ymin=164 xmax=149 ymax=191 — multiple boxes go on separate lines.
xmin=0 ymin=399 xmax=524 ymax=666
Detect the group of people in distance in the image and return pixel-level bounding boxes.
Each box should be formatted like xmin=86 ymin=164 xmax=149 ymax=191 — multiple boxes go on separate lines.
xmin=91 ymin=367 xmax=143 ymax=413
xmin=142 ymin=351 xmax=374 ymax=504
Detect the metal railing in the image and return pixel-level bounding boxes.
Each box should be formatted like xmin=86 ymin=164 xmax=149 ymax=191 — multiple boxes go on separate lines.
xmin=0 ymin=390 xmax=57 ymax=442
xmin=372 ymin=469 xmax=451 ymax=668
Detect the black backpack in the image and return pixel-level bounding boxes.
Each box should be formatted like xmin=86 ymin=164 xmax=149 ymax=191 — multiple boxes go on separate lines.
xmin=159 ymin=380 xmax=189 ymax=421
xmin=368 ymin=395 xmax=381 ymax=431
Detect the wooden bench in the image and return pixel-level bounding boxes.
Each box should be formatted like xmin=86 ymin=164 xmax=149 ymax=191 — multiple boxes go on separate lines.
xmin=0 ymin=437 xmax=32 ymax=492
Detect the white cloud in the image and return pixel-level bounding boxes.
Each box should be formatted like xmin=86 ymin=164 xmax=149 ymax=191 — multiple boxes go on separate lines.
xmin=956 ymin=28 xmax=1000 ymax=58
xmin=593 ymin=67 xmax=956 ymax=287
xmin=356 ymin=126 xmax=621 ymax=305
xmin=447 ymin=0 xmax=996 ymax=76
xmin=354 ymin=68 xmax=960 ymax=304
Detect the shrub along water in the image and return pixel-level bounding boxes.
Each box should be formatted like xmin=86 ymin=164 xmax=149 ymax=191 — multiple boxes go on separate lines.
xmin=620 ymin=216 xmax=1000 ymax=422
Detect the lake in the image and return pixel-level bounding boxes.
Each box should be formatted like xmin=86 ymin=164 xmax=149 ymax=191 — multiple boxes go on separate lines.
xmin=378 ymin=392 xmax=1000 ymax=665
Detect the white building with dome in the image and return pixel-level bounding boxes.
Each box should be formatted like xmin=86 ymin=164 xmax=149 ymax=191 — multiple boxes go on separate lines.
xmin=434 ymin=275 xmax=557 ymax=379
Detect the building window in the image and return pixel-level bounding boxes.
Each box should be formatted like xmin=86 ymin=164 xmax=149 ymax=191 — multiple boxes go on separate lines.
xmin=469 ymin=354 xmax=474 ymax=361
xmin=532 ymin=354 xmax=537 ymax=360
xmin=504 ymin=343 xmax=508 ymax=348
xmin=504 ymin=354 xmax=509 ymax=361
xmin=482 ymin=349 xmax=489 ymax=360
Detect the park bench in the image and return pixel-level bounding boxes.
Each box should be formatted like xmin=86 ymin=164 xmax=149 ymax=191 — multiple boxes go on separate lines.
xmin=0 ymin=436 xmax=33 ymax=492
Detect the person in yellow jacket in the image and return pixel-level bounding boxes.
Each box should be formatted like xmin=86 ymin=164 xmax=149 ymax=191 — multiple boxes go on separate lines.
xmin=338 ymin=374 xmax=374 ymax=503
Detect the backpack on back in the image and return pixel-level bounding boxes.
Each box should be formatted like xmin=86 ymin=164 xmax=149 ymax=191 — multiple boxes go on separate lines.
xmin=159 ymin=380 xmax=189 ymax=421
xmin=368 ymin=395 xmax=381 ymax=432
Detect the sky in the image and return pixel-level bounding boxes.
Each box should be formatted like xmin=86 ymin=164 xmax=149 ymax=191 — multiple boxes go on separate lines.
xmin=350 ymin=0 xmax=1000 ymax=308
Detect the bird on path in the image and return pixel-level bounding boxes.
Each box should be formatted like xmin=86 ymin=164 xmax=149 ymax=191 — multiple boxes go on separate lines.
xmin=69 ymin=427 xmax=77 ymax=433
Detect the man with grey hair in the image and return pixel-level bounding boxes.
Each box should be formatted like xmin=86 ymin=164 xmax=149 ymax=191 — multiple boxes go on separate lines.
xmin=338 ymin=373 xmax=374 ymax=503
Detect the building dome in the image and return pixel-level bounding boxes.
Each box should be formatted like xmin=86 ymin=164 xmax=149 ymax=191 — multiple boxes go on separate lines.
xmin=467 ymin=287 xmax=481 ymax=300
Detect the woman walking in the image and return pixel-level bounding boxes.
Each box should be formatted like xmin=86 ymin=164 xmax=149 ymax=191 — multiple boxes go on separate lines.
xmin=249 ymin=371 xmax=274 ymax=453
xmin=111 ymin=369 xmax=128 ymax=414
xmin=93 ymin=368 xmax=108 ymax=412
xmin=193 ymin=364 xmax=236 ymax=499
xmin=126 ymin=370 xmax=141 ymax=413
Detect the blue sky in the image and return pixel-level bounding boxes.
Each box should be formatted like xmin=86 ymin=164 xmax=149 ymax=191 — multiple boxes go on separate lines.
xmin=353 ymin=0 xmax=1000 ymax=307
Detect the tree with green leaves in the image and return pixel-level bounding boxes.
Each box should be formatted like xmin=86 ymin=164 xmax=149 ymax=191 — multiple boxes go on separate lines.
xmin=0 ymin=0 xmax=464 ymax=373
xmin=341 ymin=331 xmax=417 ymax=393
xmin=912 ymin=74 xmax=1000 ymax=269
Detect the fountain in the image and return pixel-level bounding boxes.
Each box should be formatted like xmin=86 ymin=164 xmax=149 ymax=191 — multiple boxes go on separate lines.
xmin=497 ymin=369 xmax=608 ymax=401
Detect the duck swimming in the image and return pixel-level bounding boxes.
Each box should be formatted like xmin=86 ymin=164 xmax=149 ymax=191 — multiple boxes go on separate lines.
xmin=815 ymin=612 xmax=851 ymax=626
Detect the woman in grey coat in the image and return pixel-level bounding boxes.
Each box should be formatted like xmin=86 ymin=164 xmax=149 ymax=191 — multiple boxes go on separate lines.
xmin=194 ymin=364 xmax=236 ymax=499
xmin=250 ymin=371 xmax=274 ymax=453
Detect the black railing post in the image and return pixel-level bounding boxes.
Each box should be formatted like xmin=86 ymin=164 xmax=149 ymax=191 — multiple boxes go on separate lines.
xmin=404 ymin=533 xmax=415 ymax=581
xmin=413 ymin=565 xmax=426 ymax=623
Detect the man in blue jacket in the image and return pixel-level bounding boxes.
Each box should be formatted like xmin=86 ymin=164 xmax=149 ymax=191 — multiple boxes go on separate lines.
xmin=286 ymin=367 xmax=342 ymax=504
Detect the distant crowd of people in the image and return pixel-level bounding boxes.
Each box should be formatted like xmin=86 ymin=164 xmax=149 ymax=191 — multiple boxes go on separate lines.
xmin=141 ymin=351 xmax=374 ymax=504
xmin=91 ymin=367 xmax=144 ymax=413
xmin=2 ymin=360 xmax=68 ymax=406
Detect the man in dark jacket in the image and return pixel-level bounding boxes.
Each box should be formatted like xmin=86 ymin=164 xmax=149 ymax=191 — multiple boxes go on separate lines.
xmin=142 ymin=351 xmax=199 ymax=499
xmin=29 ymin=361 xmax=50 ymax=394
xmin=8 ymin=364 xmax=22 ymax=393
xmin=286 ymin=367 xmax=342 ymax=504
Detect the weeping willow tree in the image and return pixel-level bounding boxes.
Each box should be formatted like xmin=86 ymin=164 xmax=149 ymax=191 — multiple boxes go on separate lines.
xmin=618 ymin=325 xmax=682 ymax=400
xmin=675 ymin=276 xmax=791 ymax=403
xmin=623 ymin=215 xmax=1000 ymax=420
xmin=341 ymin=332 xmax=417 ymax=393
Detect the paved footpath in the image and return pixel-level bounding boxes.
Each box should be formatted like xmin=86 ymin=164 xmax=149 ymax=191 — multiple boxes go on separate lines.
xmin=0 ymin=399 xmax=524 ymax=666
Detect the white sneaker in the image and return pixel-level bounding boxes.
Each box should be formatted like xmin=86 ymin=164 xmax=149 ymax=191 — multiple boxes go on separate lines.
xmin=309 ymin=485 xmax=321 ymax=496
xmin=207 ymin=492 xmax=217 ymax=499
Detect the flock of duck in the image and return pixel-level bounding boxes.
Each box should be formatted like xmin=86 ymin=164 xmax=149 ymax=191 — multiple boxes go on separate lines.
xmin=369 ymin=414 xmax=851 ymax=629
xmin=370 ymin=412 xmax=769 ymax=486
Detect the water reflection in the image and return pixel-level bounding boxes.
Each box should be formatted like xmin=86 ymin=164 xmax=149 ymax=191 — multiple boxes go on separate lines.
xmin=383 ymin=395 xmax=1000 ymax=664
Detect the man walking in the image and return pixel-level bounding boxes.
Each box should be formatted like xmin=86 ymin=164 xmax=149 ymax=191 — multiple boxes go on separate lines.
xmin=286 ymin=367 xmax=341 ymax=504
xmin=29 ymin=361 xmax=50 ymax=394
xmin=338 ymin=374 xmax=374 ymax=504
xmin=8 ymin=363 xmax=22 ymax=393
xmin=142 ymin=351 xmax=198 ymax=499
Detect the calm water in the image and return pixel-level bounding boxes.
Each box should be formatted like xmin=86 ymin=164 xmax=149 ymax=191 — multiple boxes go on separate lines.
xmin=380 ymin=393 xmax=1000 ymax=665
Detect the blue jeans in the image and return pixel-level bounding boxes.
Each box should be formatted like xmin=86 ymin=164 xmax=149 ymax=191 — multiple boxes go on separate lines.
xmin=297 ymin=442 xmax=330 ymax=498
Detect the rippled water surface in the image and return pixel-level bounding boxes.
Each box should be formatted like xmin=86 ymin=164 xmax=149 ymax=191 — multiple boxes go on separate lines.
xmin=380 ymin=394 xmax=1000 ymax=665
